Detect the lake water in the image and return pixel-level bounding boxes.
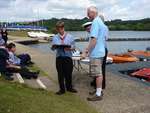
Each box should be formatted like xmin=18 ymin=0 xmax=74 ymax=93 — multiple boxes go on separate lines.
xmin=29 ymin=31 xmax=150 ymax=54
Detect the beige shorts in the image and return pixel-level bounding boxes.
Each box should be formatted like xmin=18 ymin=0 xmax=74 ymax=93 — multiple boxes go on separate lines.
xmin=90 ymin=58 xmax=103 ymax=77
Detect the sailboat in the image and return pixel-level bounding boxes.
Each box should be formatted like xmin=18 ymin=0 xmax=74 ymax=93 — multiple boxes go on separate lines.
xmin=27 ymin=9 xmax=54 ymax=40
xmin=27 ymin=31 xmax=54 ymax=39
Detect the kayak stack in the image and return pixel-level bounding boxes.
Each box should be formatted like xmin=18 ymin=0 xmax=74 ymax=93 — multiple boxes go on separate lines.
xmin=130 ymin=68 xmax=150 ymax=82
xmin=128 ymin=50 xmax=150 ymax=57
xmin=108 ymin=50 xmax=150 ymax=63
xmin=108 ymin=54 xmax=139 ymax=63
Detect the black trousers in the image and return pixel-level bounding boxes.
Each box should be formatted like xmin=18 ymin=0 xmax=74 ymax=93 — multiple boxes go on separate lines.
xmin=7 ymin=67 xmax=37 ymax=79
xmin=2 ymin=36 xmax=8 ymax=44
xmin=102 ymin=48 xmax=108 ymax=89
xmin=56 ymin=57 xmax=73 ymax=92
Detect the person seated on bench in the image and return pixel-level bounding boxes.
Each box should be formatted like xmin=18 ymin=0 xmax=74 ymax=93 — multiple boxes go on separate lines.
xmin=6 ymin=43 xmax=33 ymax=66
xmin=0 ymin=41 xmax=39 ymax=80
xmin=6 ymin=43 xmax=39 ymax=79
xmin=7 ymin=43 xmax=21 ymax=65
xmin=0 ymin=40 xmax=14 ymax=81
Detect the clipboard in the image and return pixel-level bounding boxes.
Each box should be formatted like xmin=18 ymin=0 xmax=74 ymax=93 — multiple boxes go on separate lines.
xmin=52 ymin=44 xmax=71 ymax=49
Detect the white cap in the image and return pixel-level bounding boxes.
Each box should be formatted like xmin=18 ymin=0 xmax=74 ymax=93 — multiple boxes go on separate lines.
xmin=82 ymin=22 xmax=92 ymax=28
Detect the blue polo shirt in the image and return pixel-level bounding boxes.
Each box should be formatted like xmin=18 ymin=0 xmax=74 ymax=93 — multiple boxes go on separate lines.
xmin=90 ymin=16 xmax=106 ymax=58
xmin=52 ymin=33 xmax=75 ymax=58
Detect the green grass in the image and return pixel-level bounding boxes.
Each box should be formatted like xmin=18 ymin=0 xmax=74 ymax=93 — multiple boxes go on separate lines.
xmin=27 ymin=65 xmax=57 ymax=83
xmin=0 ymin=80 xmax=98 ymax=113
xmin=8 ymin=30 xmax=51 ymax=38
xmin=8 ymin=31 xmax=28 ymax=37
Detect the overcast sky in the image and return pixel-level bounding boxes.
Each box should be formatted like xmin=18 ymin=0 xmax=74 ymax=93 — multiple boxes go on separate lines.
xmin=0 ymin=0 xmax=150 ymax=22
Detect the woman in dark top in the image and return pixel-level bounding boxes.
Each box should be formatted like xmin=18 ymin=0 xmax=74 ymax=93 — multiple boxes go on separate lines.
xmin=1 ymin=28 xmax=8 ymax=44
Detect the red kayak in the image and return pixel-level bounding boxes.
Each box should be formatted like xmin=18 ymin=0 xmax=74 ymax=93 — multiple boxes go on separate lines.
xmin=131 ymin=68 xmax=150 ymax=82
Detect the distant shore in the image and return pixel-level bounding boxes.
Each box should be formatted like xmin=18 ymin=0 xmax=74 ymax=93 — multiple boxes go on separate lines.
xmin=2 ymin=18 xmax=149 ymax=32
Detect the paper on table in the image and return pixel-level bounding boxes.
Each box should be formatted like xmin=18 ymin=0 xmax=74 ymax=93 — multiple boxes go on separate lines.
xmin=72 ymin=50 xmax=81 ymax=57
xmin=81 ymin=57 xmax=90 ymax=63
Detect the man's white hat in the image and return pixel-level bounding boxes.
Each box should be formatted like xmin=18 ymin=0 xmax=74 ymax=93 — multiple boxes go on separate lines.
xmin=82 ymin=22 xmax=92 ymax=28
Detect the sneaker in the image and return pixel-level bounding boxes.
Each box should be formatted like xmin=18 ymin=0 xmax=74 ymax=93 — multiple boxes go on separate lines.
xmin=56 ymin=90 xmax=65 ymax=95
xmin=87 ymin=94 xmax=103 ymax=101
xmin=89 ymin=90 xmax=103 ymax=96
xmin=5 ymin=76 xmax=14 ymax=81
xmin=32 ymin=74 xmax=38 ymax=79
xmin=89 ymin=90 xmax=96 ymax=95
xmin=67 ymin=88 xmax=78 ymax=93
xmin=32 ymin=70 xmax=40 ymax=75
xmin=35 ymin=70 xmax=40 ymax=75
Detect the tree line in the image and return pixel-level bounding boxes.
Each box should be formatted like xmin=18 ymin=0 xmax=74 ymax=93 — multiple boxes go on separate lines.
xmin=1 ymin=18 xmax=150 ymax=32
xmin=39 ymin=18 xmax=150 ymax=32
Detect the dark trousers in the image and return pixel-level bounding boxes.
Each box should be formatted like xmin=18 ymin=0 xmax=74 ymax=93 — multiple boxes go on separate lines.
xmin=7 ymin=67 xmax=37 ymax=79
xmin=2 ymin=36 xmax=8 ymax=44
xmin=102 ymin=48 xmax=108 ymax=89
xmin=56 ymin=57 xmax=73 ymax=92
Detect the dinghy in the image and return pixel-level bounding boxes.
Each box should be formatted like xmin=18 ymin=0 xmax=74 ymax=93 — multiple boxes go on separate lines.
xmin=128 ymin=50 xmax=150 ymax=57
xmin=131 ymin=68 xmax=150 ymax=82
xmin=108 ymin=54 xmax=139 ymax=63
xmin=27 ymin=31 xmax=54 ymax=39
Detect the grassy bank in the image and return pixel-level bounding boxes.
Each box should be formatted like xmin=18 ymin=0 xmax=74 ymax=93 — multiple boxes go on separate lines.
xmin=8 ymin=30 xmax=51 ymax=38
xmin=0 ymin=79 xmax=98 ymax=113
xmin=8 ymin=31 xmax=28 ymax=37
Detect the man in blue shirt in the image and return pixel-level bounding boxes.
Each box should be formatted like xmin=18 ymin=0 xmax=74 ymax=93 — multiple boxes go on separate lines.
xmin=82 ymin=6 xmax=106 ymax=101
xmin=52 ymin=21 xmax=77 ymax=95
xmin=99 ymin=14 xmax=109 ymax=90
xmin=83 ymin=20 xmax=109 ymax=91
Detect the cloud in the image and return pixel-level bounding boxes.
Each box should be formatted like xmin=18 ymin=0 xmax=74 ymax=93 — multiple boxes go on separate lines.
xmin=46 ymin=0 xmax=94 ymax=18
xmin=0 ymin=0 xmax=149 ymax=22
xmin=0 ymin=0 xmax=15 ymax=8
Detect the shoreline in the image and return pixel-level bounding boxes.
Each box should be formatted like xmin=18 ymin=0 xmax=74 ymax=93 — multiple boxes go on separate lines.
xmin=75 ymin=37 xmax=150 ymax=42
xmin=9 ymin=35 xmax=150 ymax=84
xmin=8 ymin=35 xmax=150 ymax=113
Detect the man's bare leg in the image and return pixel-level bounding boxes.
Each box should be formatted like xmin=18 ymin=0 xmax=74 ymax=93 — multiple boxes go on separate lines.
xmin=96 ymin=76 xmax=103 ymax=96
